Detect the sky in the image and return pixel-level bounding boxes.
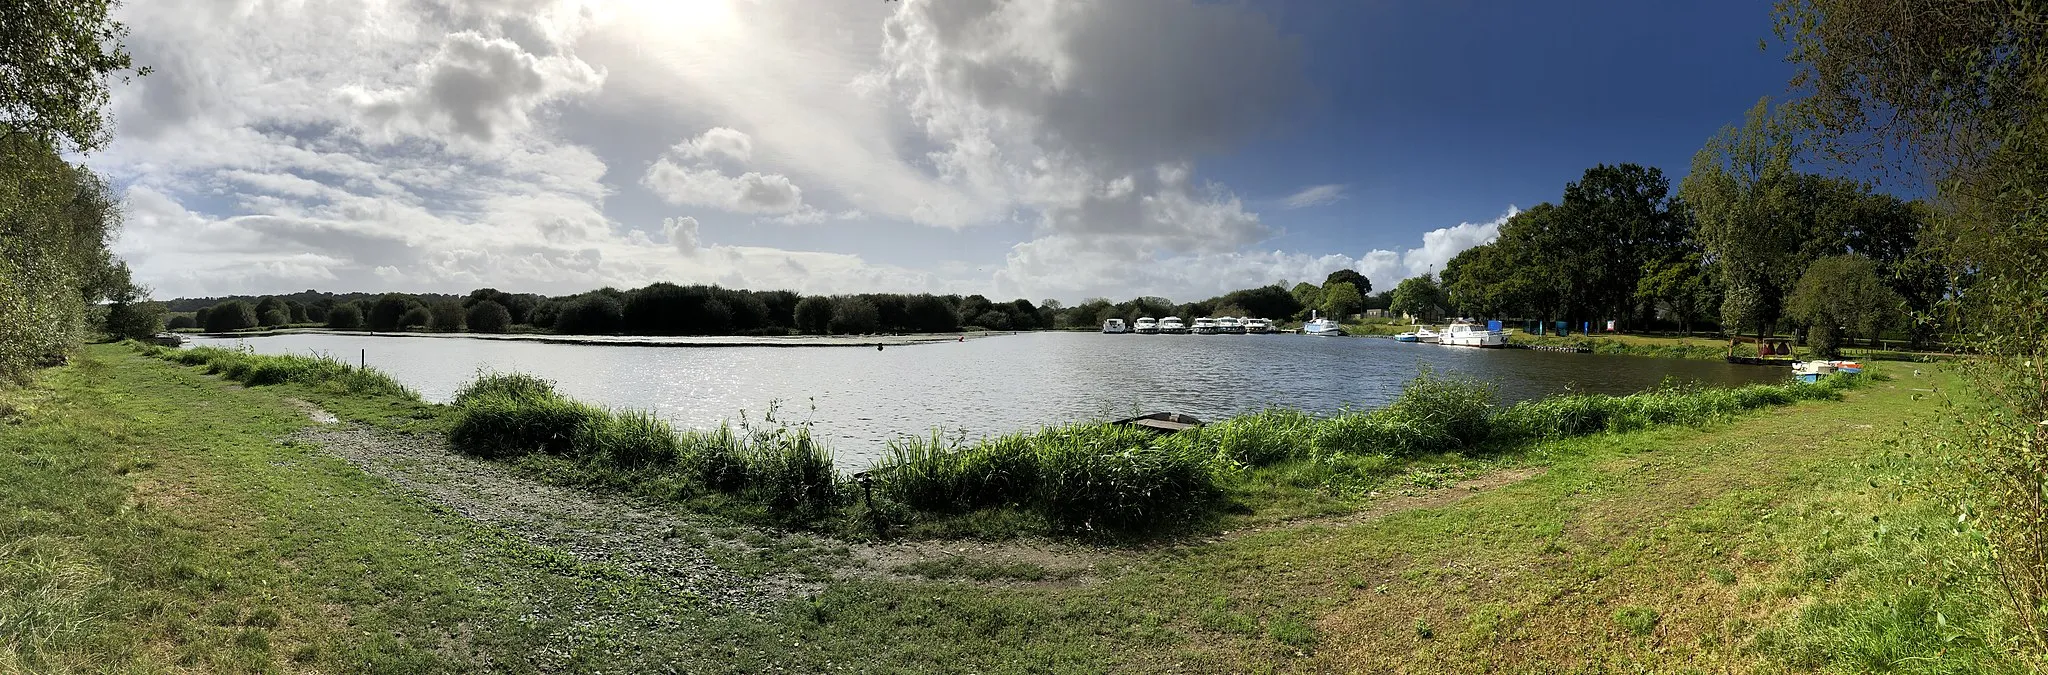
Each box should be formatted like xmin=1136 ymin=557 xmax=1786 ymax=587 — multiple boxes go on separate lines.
xmin=95 ymin=0 xmax=1796 ymax=303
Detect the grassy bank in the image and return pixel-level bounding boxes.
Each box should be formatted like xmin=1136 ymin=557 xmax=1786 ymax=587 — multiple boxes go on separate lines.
xmin=2 ymin=343 xmax=2012 ymax=672
xmin=185 ymin=332 xmax=1867 ymax=540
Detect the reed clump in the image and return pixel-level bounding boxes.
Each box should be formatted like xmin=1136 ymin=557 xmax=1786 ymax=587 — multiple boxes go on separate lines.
xmin=133 ymin=343 xmax=417 ymax=399
xmin=877 ymin=424 xmax=1215 ymax=530
xmin=445 ymin=374 xmax=840 ymax=521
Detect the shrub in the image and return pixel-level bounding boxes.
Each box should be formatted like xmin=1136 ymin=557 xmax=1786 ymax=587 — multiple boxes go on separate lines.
xmin=738 ymin=426 xmax=840 ymax=520
xmin=259 ymin=309 xmax=290 ymax=327
xmin=466 ymin=300 xmax=512 ymax=333
xmin=165 ymin=314 xmax=196 ymax=330
xmin=452 ymin=372 xmax=557 ymax=406
xmin=447 ymin=389 xmax=603 ymax=459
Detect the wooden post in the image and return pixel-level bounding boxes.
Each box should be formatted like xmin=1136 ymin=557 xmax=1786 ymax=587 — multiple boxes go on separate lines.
xmin=360 ymin=349 xmax=365 ymax=370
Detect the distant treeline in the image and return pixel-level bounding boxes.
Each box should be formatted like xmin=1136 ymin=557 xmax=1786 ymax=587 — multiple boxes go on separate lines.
xmin=170 ymin=272 xmax=1394 ymax=337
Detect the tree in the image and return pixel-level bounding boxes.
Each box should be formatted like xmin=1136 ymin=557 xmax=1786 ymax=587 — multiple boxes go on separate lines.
xmin=830 ymin=297 xmax=881 ymax=334
xmin=102 ymin=287 xmax=163 ymax=341
xmin=165 ymin=314 xmax=196 ymax=330
xmin=399 ymin=307 xmax=432 ymax=330
xmin=1321 ymin=281 xmax=1363 ymax=319
xmin=203 ymin=301 xmax=258 ymax=332
xmin=466 ymin=300 xmax=512 ymax=333
xmin=1288 ymin=283 xmax=1322 ymax=319
xmin=427 ymin=301 xmax=466 ymax=332
xmin=326 ymin=304 xmax=363 ymax=330
xmin=1680 ymin=98 xmax=1803 ymax=342
xmin=906 ymin=295 xmax=958 ymax=332
xmin=554 ymin=295 xmax=624 ymax=335
xmin=1324 ymin=268 xmax=1370 ymax=296
xmin=2 ymin=0 xmax=147 ymax=152
xmin=1634 ymin=252 xmax=1719 ymax=335
xmin=1784 ymin=255 xmax=1905 ymax=355
xmin=1389 ymin=275 xmax=1447 ymax=322
xmin=1775 ymin=0 xmax=2048 ymax=648
xmin=258 ymin=308 xmax=290 ymax=327
xmin=368 ymin=294 xmax=415 ymax=332
xmin=793 ymin=297 xmax=833 ymax=334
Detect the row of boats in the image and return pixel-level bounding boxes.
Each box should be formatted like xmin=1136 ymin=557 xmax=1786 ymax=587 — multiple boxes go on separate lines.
xmin=1103 ymin=316 xmax=1279 ymax=334
xmin=1391 ymin=321 xmax=1510 ymax=348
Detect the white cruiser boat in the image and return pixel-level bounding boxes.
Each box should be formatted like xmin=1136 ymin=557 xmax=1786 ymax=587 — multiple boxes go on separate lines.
xmin=1102 ymin=318 xmax=1128 ymax=334
xmin=1192 ymin=317 xmax=1219 ymax=334
xmin=1302 ymin=311 xmax=1345 ymax=336
xmin=1159 ymin=316 xmax=1188 ymax=334
xmin=1394 ymin=326 xmax=1440 ymax=343
xmin=1439 ymin=321 xmax=1507 ymax=348
xmin=1133 ymin=317 xmax=1159 ymax=334
xmin=1242 ymin=318 xmax=1272 ymax=334
xmin=1216 ymin=317 xmax=1245 ymax=334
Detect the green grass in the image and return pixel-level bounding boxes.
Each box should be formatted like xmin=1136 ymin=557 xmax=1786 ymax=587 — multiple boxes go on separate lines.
xmin=39 ymin=342 xmax=2022 ymax=671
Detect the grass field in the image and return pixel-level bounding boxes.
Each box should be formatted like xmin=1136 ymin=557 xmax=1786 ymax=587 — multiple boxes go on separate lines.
xmin=0 ymin=344 xmax=2015 ymax=672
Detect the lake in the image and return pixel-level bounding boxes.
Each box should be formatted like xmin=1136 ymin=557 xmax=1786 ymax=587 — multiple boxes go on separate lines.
xmin=186 ymin=331 xmax=1788 ymax=467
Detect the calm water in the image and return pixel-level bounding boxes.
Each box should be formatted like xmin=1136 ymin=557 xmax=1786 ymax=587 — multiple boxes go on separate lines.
xmin=187 ymin=332 xmax=1787 ymax=466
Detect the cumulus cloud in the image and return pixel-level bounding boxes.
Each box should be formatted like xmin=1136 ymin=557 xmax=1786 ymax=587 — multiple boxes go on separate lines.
xmin=93 ymin=0 xmax=1507 ymax=306
xmin=1354 ymin=208 xmax=1518 ymax=291
xmin=1282 ymin=184 xmax=1346 ymax=209
xmin=349 ymin=31 xmax=604 ymax=143
xmin=642 ymin=160 xmax=806 ymax=215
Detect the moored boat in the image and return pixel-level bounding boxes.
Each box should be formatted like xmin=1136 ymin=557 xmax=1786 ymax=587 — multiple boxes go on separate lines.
xmin=1216 ymin=317 xmax=1245 ymax=334
xmin=1303 ymin=311 xmax=1345 ymax=336
xmin=1102 ymin=318 xmax=1128 ymax=334
xmin=1242 ymin=318 xmax=1272 ymax=334
xmin=1160 ymin=316 xmax=1188 ymax=334
xmin=1192 ymin=317 xmax=1219 ymax=334
xmin=1439 ymin=321 xmax=1506 ymax=348
xmin=1792 ymin=360 xmax=1838 ymax=382
xmin=1134 ymin=317 xmax=1159 ymax=334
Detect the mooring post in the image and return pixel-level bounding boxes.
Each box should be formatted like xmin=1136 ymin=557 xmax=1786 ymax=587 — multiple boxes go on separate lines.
xmin=360 ymin=349 xmax=365 ymax=370
xmin=856 ymin=472 xmax=878 ymax=534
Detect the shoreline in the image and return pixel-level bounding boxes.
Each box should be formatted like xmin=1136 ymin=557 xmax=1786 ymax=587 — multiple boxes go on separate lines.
xmin=184 ymin=327 xmax=1015 ymax=348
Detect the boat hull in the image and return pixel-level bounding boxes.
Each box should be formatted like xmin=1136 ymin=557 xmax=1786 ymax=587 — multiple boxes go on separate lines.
xmin=1440 ymin=332 xmax=1507 ymax=348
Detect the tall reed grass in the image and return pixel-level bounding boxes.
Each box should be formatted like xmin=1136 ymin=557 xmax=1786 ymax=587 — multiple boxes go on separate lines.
xmin=132 ymin=343 xmax=416 ymax=399
xmin=445 ymin=374 xmax=841 ymax=521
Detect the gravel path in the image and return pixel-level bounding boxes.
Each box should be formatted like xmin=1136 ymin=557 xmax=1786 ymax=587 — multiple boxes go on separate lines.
xmin=290 ymin=421 xmax=841 ymax=613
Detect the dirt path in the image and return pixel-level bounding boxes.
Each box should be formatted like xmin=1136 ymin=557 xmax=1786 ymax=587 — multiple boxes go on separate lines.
xmin=291 ymin=420 xmax=841 ymax=613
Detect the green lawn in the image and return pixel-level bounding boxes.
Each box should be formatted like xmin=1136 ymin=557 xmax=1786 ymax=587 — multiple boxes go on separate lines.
xmin=0 ymin=344 xmax=2012 ymax=673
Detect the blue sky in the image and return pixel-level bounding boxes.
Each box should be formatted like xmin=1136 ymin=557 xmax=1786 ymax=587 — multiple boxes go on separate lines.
xmin=94 ymin=0 xmax=1799 ymax=302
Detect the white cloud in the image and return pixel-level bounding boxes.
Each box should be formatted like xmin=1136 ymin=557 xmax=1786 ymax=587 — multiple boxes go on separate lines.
xmin=642 ymin=160 xmax=806 ymax=215
xmin=348 ymin=30 xmax=605 ymax=143
xmin=676 ymin=127 xmax=753 ymax=163
xmin=1282 ymin=184 xmax=1346 ymax=209
xmin=93 ymin=0 xmax=1508 ymax=306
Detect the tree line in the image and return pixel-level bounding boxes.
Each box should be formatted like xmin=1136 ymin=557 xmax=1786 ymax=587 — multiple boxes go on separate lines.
xmin=1 ymin=1 xmax=151 ymax=384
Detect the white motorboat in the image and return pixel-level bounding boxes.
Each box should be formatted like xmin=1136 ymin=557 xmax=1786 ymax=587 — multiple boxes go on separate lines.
xmin=1102 ymin=318 xmax=1128 ymax=334
xmin=1192 ymin=317 xmax=1219 ymax=334
xmin=1439 ymin=321 xmax=1506 ymax=348
xmin=1394 ymin=325 xmax=1439 ymax=343
xmin=1303 ymin=311 xmax=1345 ymax=336
xmin=1159 ymin=316 xmax=1188 ymax=334
xmin=1134 ymin=317 xmax=1159 ymax=334
xmin=1242 ymin=318 xmax=1272 ymax=334
xmin=1216 ymin=317 xmax=1245 ymax=334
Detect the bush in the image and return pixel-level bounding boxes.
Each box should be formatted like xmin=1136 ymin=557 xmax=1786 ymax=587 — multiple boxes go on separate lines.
xmin=451 ymin=372 xmax=557 ymax=406
xmin=259 ymin=309 xmax=290 ymax=327
xmin=165 ymin=314 xmax=196 ymax=330
xmin=448 ymin=390 xmax=604 ymax=459
xmin=466 ymin=300 xmax=512 ymax=333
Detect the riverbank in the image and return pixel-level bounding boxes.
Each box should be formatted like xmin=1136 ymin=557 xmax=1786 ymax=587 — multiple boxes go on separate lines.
xmin=186 ymin=327 xmax=1013 ymax=348
xmin=0 ymin=344 xmax=2008 ymax=672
